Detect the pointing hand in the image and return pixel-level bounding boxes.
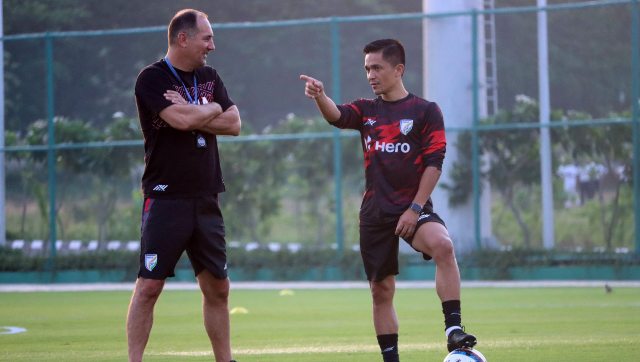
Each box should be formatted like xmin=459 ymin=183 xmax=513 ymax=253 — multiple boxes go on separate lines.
xmin=300 ymin=74 xmax=325 ymax=99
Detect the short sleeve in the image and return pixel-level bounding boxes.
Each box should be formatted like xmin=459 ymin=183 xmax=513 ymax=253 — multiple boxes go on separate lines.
xmin=134 ymin=67 xmax=175 ymax=115
xmin=212 ymin=71 xmax=235 ymax=111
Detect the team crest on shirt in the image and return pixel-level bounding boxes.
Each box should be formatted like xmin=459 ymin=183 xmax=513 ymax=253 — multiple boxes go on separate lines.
xmin=400 ymin=119 xmax=414 ymax=135
xmin=145 ymin=254 xmax=158 ymax=271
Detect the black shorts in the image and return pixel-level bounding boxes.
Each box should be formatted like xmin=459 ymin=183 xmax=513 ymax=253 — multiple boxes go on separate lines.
xmin=138 ymin=195 xmax=228 ymax=280
xmin=359 ymin=212 xmax=446 ymax=282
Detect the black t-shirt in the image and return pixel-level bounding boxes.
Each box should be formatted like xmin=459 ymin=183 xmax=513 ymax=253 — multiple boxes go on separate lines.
xmin=334 ymin=93 xmax=446 ymax=220
xmin=134 ymin=59 xmax=235 ymax=198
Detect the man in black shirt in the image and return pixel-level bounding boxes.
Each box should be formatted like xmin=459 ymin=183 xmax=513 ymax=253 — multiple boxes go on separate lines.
xmin=127 ymin=9 xmax=240 ymax=362
xmin=300 ymin=39 xmax=477 ymax=361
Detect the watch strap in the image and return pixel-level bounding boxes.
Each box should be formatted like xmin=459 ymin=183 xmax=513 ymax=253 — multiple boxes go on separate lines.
xmin=409 ymin=202 xmax=422 ymax=214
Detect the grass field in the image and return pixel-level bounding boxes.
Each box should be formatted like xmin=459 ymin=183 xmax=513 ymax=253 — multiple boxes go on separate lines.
xmin=0 ymin=285 xmax=638 ymax=361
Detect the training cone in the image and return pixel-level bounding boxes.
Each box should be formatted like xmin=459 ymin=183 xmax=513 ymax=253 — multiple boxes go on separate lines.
xmin=230 ymin=307 xmax=249 ymax=315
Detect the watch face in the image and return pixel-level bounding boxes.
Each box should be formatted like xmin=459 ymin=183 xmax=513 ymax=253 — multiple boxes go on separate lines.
xmin=411 ymin=203 xmax=421 ymax=213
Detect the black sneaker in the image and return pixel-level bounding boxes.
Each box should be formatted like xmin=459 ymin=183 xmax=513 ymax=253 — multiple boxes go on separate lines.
xmin=447 ymin=327 xmax=477 ymax=352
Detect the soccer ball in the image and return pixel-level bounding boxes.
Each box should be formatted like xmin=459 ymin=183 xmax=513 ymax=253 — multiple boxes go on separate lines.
xmin=443 ymin=348 xmax=487 ymax=362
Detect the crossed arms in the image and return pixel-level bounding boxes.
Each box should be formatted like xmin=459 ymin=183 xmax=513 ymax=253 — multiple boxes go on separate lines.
xmin=159 ymin=89 xmax=241 ymax=136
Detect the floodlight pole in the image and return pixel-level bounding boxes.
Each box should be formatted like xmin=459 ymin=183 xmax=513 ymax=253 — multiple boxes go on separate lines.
xmin=538 ymin=0 xmax=555 ymax=249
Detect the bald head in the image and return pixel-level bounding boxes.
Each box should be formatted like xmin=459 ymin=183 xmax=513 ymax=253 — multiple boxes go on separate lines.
xmin=168 ymin=9 xmax=209 ymax=47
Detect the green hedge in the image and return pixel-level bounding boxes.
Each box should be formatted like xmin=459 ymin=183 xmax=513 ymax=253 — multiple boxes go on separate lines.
xmin=462 ymin=249 xmax=640 ymax=279
xmin=1 ymin=246 xmax=638 ymax=281
xmin=0 ymin=246 xmax=370 ymax=277
xmin=0 ymin=247 xmax=139 ymax=273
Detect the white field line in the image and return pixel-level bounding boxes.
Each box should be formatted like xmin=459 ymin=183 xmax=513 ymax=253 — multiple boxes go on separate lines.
xmin=154 ymin=337 xmax=635 ymax=357
xmin=155 ymin=342 xmax=439 ymax=357
xmin=0 ymin=280 xmax=639 ymax=292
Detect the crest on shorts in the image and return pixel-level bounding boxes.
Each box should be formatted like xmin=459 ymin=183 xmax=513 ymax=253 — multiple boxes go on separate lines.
xmin=400 ymin=119 xmax=413 ymax=135
xmin=145 ymin=254 xmax=158 ymax=271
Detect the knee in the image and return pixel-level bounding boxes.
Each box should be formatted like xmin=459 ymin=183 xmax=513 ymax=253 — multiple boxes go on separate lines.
xmin=135 ymin=279 xmax=164 ymax=304
xmin=370 ymin=280 xmax=394 ymax=306
xmin=202 ymin=280 xmax=230 ymax=306
xmin=204 ymin=290 xmax=229 ymax=307
xmin=209 ymin=287 xmax=229 ymax=302
xmin=430 ymin=235 xmax=455 ymax=262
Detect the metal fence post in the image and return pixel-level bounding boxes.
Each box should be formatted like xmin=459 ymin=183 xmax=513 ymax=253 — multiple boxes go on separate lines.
xmin=471 ymin=9 xmax=482 ymax=250
xmin=0 ymin=2 xmax=5 ymax=247
xmin=632 ymin=0 xmax=640 ymax=254
xmin=330 ymin=18 xmax=344 ymax=256
xmin=45 ymin=34 xmax=57 ymax=273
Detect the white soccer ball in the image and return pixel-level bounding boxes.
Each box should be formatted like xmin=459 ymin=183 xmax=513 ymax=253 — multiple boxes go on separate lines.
xmin=443 ymin=348 xmax=487 ymax=362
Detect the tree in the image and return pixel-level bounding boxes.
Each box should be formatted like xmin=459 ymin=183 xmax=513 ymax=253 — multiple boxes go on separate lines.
xmin=270 ymin=115 xmax=361 ymax=247
xmin=217 ymin=114 xmax=362 ymax=246
xmin=445 ymin=94 xmax=633 ymax=249
xmin=444 ymin=95 xmax=562 ymax=247
xmin=91 ymin=116 xmax=142 ymax=241
xmin=4 ymin=130 xmax=48 ymax=238
xmin=483 ymin=96 xmax=548 ymax=247
xmin=22 ymin=116 xmax=141 ymax=241
xmin=553 ymin=109 xmax=633 ymax=250
xmin=217 ymin=123 xmax=288 ymax=244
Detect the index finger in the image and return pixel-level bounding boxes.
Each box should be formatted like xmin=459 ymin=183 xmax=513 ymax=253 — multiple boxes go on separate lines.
xmin=299 ymin=74 xmax=315 ymax=83
xmin=394 ymin=224 xmax=402 ymax=236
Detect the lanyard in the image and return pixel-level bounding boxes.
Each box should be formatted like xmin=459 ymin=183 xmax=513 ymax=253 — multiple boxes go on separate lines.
xmin=164 ymin=56 xmax=198 ymax=104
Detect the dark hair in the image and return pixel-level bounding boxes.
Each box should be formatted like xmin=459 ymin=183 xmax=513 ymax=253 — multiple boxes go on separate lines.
xmin=168 ymin=9 xmax=209 ymax=45
xmin=363 ymin=39 xmax=406 ymax=67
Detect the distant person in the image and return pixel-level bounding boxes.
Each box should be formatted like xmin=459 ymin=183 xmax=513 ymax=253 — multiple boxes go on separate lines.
xmin=127 ymin=9 xmax=240 ymax=362
xmin=300 ymin=39 xmax=477 ymax=361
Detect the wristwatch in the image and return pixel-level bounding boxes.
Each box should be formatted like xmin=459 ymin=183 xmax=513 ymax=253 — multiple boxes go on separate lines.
xmin=409 ymin=202 xmax=422 ymax=215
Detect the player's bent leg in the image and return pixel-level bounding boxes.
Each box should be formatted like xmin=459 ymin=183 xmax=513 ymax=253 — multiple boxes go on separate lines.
xmin=411 ymin=222 xmax=460 ymax=301
xmin=197 ymin=270 xmax=232 ymax=362
xmin=411 ymin=222 xmax=477 ymax=352
xmin=127 ymin=277 xmax=165 ymax=362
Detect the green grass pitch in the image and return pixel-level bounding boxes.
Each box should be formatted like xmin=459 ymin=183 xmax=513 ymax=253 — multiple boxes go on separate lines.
xmin=0 ymin=286 xmax=638 ymax=361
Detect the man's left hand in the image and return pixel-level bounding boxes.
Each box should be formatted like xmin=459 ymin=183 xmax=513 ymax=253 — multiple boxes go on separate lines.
xmin=164 ymin=90 xmax=188 ymax=105
xmin=395 ymin=209 xmax=419 ymax=239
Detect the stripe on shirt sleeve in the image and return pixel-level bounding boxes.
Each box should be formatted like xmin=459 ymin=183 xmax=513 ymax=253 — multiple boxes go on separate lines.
xmin=425 ymin=129 xmax=446 ymax=154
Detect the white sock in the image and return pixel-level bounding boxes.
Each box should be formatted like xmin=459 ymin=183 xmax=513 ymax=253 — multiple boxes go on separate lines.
xmin=445 ymin=325 xmax=462 ymax=337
